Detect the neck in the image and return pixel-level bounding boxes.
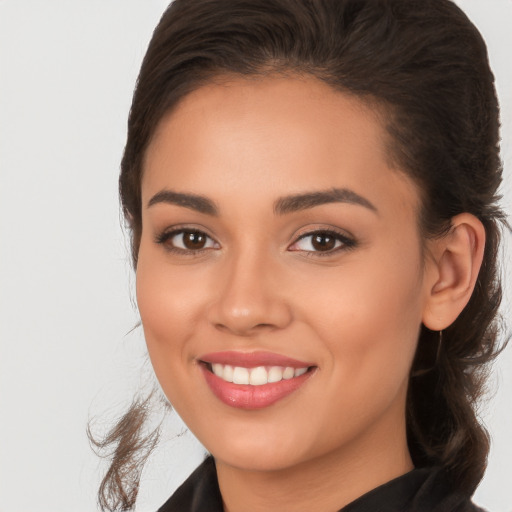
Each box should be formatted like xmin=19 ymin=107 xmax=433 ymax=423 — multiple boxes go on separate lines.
xmin=215 ymin=409 xmax=413 ymax=512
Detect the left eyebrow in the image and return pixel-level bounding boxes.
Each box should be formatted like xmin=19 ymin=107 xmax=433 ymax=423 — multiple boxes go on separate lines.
xmin=273 ymin=188 xmax=378 ymax=215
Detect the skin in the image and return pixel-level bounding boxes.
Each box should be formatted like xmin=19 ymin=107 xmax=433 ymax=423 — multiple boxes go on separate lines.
xmin=136 ymin=76 xmax=485 ymax=512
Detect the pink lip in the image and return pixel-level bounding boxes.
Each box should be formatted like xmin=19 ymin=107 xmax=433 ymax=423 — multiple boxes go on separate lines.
xmin=199 ymin=350 xmax=313 ymax=368
xmin=198 ymin=351 xmax=316 ymax=410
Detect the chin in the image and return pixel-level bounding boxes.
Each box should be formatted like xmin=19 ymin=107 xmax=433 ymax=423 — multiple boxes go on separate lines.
xmin=200 ymin=421 xmax=324 ymax=473
xmin=213 ymin=445 xmax=306 ymax=473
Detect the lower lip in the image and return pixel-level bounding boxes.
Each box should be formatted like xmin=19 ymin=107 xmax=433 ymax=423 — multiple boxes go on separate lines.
xmin=201 ymin=365 xmax=314 ymax=410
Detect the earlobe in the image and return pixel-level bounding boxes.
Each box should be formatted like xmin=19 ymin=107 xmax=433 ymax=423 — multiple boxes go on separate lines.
xmin=422 ymin=213 xmax=485 ymax=331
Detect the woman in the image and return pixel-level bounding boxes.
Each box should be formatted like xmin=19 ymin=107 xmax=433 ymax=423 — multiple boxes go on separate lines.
xmin=93 ymin=0 xmax=507 ymax=510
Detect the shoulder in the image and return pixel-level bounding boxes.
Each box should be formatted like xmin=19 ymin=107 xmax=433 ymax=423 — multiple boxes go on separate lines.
xmin=409 ymin=467 xmax=489 ymax=512
xmin=157 ymin=456 xmax=223 ymax=512
xmin=158 ymin=460 xmax=489 ymax=512
xmin=340 ymin=466 xmax=488 ymax=512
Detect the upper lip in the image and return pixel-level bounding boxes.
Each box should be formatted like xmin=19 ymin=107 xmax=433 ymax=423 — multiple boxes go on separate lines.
xmin=199 ymin=350 xmax=314 ymax=368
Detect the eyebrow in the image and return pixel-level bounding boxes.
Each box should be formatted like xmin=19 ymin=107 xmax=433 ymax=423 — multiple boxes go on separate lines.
xmin=147 ymin=190 xmax=218 ymax=215
xmin=274 ymin=188 xmax=377 ymax=215
xmin=147 ymin=187 xmax=377 ymax=216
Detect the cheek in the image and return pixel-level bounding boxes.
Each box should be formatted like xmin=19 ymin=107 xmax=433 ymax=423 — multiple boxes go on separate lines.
xmin=299 ymin=245 xmax=425 ymax=387
xmin=137 ymin=268 xmax=186 ymax=345
xmin=135 ymin=246 xmax=210 ymax=413
xmin=135 ymin=243 xmax=204 ymax=365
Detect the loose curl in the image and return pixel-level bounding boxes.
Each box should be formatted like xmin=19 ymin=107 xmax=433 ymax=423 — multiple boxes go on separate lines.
xmin=92 ymin=0 xmax=508 ymax=509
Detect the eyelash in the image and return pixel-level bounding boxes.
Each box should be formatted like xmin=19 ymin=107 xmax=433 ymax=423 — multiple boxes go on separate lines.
xmin=155 ymin=228 xmax=219 ymax=255
xmin=290 ymin=229 xmax=357 ymax=257
xmin=155 ymin=227 xmax=357 ymax=256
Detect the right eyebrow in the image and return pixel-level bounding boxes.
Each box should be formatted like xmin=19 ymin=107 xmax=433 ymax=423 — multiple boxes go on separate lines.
xmin=147 ymin=190 xmax=218 ymax=216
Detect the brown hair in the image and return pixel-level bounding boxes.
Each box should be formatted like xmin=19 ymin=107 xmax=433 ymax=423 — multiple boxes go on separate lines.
xmin=92 ymin=0 xmax=507 ymax=509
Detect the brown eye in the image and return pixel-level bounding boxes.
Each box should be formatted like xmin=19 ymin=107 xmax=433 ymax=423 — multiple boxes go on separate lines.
xmin=182 ymin=231 xmax=207 ymax=250
xmin=311 ymin=233 xmax=336 ymax=251
xmin=157 ymin=229 xmax=219 ymax=252
xmin=288 ymin=229 xmax=356 ymax=255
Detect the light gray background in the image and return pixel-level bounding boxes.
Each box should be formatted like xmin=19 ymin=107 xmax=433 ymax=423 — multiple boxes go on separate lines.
xmin=0 ymin=1 xmax=510 ymax=511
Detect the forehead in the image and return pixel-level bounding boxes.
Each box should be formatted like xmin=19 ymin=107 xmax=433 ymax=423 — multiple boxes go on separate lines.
xmin=148 ymin=75 xmax=389 ymax=167
xmin=142 ymin=75 xmax=419 ymax=218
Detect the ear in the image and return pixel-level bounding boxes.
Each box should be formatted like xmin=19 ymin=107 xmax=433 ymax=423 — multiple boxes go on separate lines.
xmin=422 ymin=213 xmax=486 ymax=331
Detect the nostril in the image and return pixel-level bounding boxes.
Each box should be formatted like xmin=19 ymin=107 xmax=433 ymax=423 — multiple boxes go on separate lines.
xmin=206 ymin=285 xmax=293 ymax=334
xmin=214 ymin=321 xmax=280 ymax=337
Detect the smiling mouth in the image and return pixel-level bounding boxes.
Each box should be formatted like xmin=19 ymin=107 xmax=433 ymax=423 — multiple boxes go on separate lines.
xmin=199 ymin=355 xmax=316 ymax=409
xmin=204 ymin=362 xmax=313 ymax=386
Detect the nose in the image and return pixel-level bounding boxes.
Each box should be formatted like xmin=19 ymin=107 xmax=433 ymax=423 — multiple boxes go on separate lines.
xmin=207 ymin=252 xmax=293 ymax=337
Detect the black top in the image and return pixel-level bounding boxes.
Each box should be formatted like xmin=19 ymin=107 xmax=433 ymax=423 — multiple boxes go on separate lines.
xmin=158 ymin=456 xmax=486 ymax=512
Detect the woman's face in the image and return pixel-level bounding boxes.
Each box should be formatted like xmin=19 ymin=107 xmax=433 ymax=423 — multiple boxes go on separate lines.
xmin=137 ymin=76 xmax=434 ymax=472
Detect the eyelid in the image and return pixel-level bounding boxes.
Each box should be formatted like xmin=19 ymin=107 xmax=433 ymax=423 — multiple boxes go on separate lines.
xmin=154 ymin=225 xmax=220 ymax=253
xmin=154 ymin=223 xmax=217 ymax=241
xmin=288 ymin=227 xmax=357 ymax=254
xmin=153 ymin=224 xmax=356 ymax=256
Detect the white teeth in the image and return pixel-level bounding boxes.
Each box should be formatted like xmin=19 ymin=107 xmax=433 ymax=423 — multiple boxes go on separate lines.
xmin=212 ymin=363 xmax=224 ymax=378
xmin=268 ymin=366 xmax=284 ymax=383
xmin=223 ymin=365 xmax=234 ymax=382
xmin=232 ymin=366 xmax=250 ymax=385
xmin=249 ymin=366 xmax=267 ymax=385
xmin=210 ymin=364 xmax=309 ymax=385
xmin=283 ymin=367 xmax=295 ymax=380
xmin=294 ymin=367 xmax=308 ymax=377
